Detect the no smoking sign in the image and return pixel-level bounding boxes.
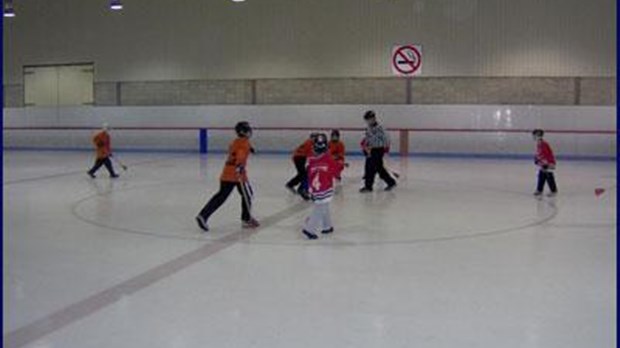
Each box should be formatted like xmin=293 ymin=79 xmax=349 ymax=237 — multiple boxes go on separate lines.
xmin=391 ymin=45 xmax=422 ymax=76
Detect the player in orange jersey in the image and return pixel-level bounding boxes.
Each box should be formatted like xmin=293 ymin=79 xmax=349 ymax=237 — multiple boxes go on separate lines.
xmin=87 ymin=123 xmax=119 ymax=179
xmin=196 ymin=121 xmax=259 ymax=232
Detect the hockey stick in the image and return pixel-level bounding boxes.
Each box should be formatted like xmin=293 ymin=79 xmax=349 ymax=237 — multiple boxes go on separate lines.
xmin=383 ymin=153 xmax=400 ymax=179
xmin=362 ymin=158 xmax=401 ymax=180
xmin=388 ymin=168 xmax=400 ymax=179
xmin=361 ymin=146 xmax=400 ymax=179
xmin=110 ymin=154 xmax=128 ymax=171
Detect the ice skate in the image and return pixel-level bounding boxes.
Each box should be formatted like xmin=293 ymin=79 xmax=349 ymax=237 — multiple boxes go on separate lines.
xmin=384 ymin=183 xmax=397 ymax=191
xmin=195 ymin=215 xmax=209 ymax=232
xmin=299 ymin=190 xmax=311 ymax=201
xmin=285 ymin=184 xmax=297 ymax=194
xmin=242 ymin=218 xmax=260 ymax=229
xmin=302 ymin=230 xmax=318 ymax=240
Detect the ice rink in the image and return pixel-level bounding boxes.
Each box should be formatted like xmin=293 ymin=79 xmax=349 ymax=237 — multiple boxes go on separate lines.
xmin=3 ymin=150 xmax=616 ymax=348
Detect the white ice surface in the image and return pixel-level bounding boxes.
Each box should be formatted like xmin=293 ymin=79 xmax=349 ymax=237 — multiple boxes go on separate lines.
xmin=3 ymin=151 xmax=616 ymax=348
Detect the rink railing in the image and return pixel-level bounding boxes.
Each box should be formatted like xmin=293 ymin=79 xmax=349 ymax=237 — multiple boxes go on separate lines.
xmin=2 ymin=126 xmax=616 ymax=159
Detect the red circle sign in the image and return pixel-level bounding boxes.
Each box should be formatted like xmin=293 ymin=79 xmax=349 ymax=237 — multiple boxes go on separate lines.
xmin=392 ymin=45 xmax=422 ymax=75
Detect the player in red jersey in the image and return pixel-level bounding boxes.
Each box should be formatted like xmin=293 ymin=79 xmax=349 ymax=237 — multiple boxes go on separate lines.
xmin=302 ymin=133 xmax=344 ymax=240
xmin=532 ymin=129 xmax=558 ymax=197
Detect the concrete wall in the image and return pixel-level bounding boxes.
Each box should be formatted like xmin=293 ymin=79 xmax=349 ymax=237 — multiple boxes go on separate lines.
xmin=255 ymin=78 xmax=407 ymax=105
xmin=5 ymin=1 xmax=614 ymax=108
xmin=3 ymin=0 xmax=616 ymax=84
xmin=119 ymin=80 xmax=253 ymax=106
xmin=3 ymin=84 xmax=24 ymax=107
xmin=93 ymin=82 xmax=118 ymax=106
xmin=411 ymin=77 xmax=578 ymax=105
xmin=579 ymin=77 xmax=617 ymax=106
xmin=4 ymin=76 xmax=616 ymax=107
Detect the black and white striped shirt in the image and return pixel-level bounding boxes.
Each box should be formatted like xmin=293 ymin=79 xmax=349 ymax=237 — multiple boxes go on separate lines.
xmin=364 ymin=124 xmax=390 ymax=148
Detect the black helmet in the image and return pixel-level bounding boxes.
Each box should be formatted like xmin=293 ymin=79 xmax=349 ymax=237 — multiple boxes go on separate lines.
xmin=363 ymin=110 xmax=376 ymax=120
xmin=313 ymin=133 xmax=328 ymax=154
xmin=331 ymin=129 xmax=340 ymax=139
xmin=235 ymin=121 xmax=252 ymax=137
xmin=310 ymin=132 xmax=320 ymax=140
xmin=532 ymin=129 xmax=544 ymax=137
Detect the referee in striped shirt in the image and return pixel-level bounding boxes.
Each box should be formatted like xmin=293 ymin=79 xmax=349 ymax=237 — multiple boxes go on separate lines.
xmin=360 ymin=110 xmax=397 ymax=192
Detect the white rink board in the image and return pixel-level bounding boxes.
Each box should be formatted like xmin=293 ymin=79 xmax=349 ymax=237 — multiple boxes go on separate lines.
xmin=3 ymin=105 xmax=616 ymax=158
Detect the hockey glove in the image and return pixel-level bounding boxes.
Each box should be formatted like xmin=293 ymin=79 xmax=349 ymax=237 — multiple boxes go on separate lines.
xmin=235 ymin=165 xmax=245 ymax=175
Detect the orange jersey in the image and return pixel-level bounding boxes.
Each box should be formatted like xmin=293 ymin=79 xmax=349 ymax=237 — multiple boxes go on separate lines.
xmin=93 ymin=131 xmax=111 ymax=159
xmin=220 ymin=137 xmax=252 ymax=182
xmin=329 ymin=141 xmax=345 ymax=161
xmin=292 ymin=139 xmax=314 ymax=158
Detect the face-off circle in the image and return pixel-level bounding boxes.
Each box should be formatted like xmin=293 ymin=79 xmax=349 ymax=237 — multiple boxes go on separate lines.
xmin=72 ymin=178 xmax=556 ymax=246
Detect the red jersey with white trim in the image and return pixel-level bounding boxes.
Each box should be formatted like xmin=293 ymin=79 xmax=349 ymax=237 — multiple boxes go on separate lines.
xmin=535 ymin=140 xmax=556 ymax=167
xmin=307 ymin=153 xmax=344 ymax=202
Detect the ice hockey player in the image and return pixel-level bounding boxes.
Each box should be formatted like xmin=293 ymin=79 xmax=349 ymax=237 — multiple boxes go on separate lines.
xmin=329 ymin=129 xmax=346 ymax=180
xmin=302 ymin=133 xmax=344 ymax=240
xmin=87 ymin=123 xmax=119 ymax=179
xmin=196 ymin=121 xmax=260 ymax=232
xmin=532 ymin=129 xmax=558 ymax=197
xmin=329 ymin=129 xmax=346 ymax=163
xmin=285 ymin=133 xmax=317 ymax=200
xmin=359 ymin=110 xmax=396 ymax=192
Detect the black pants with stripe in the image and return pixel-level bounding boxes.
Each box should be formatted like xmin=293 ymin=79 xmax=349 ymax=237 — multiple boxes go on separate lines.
xmin=199 ymin=181 xmax=251 ymax=222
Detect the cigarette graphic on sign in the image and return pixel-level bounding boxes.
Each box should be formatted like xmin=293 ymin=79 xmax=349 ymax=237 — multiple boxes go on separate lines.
xmin=391 ymin=45 xmax=422 ymax=76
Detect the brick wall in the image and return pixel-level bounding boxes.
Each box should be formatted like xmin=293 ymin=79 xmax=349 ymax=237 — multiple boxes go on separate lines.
xmin=4 ymin=77 xmax=616 ymax=107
